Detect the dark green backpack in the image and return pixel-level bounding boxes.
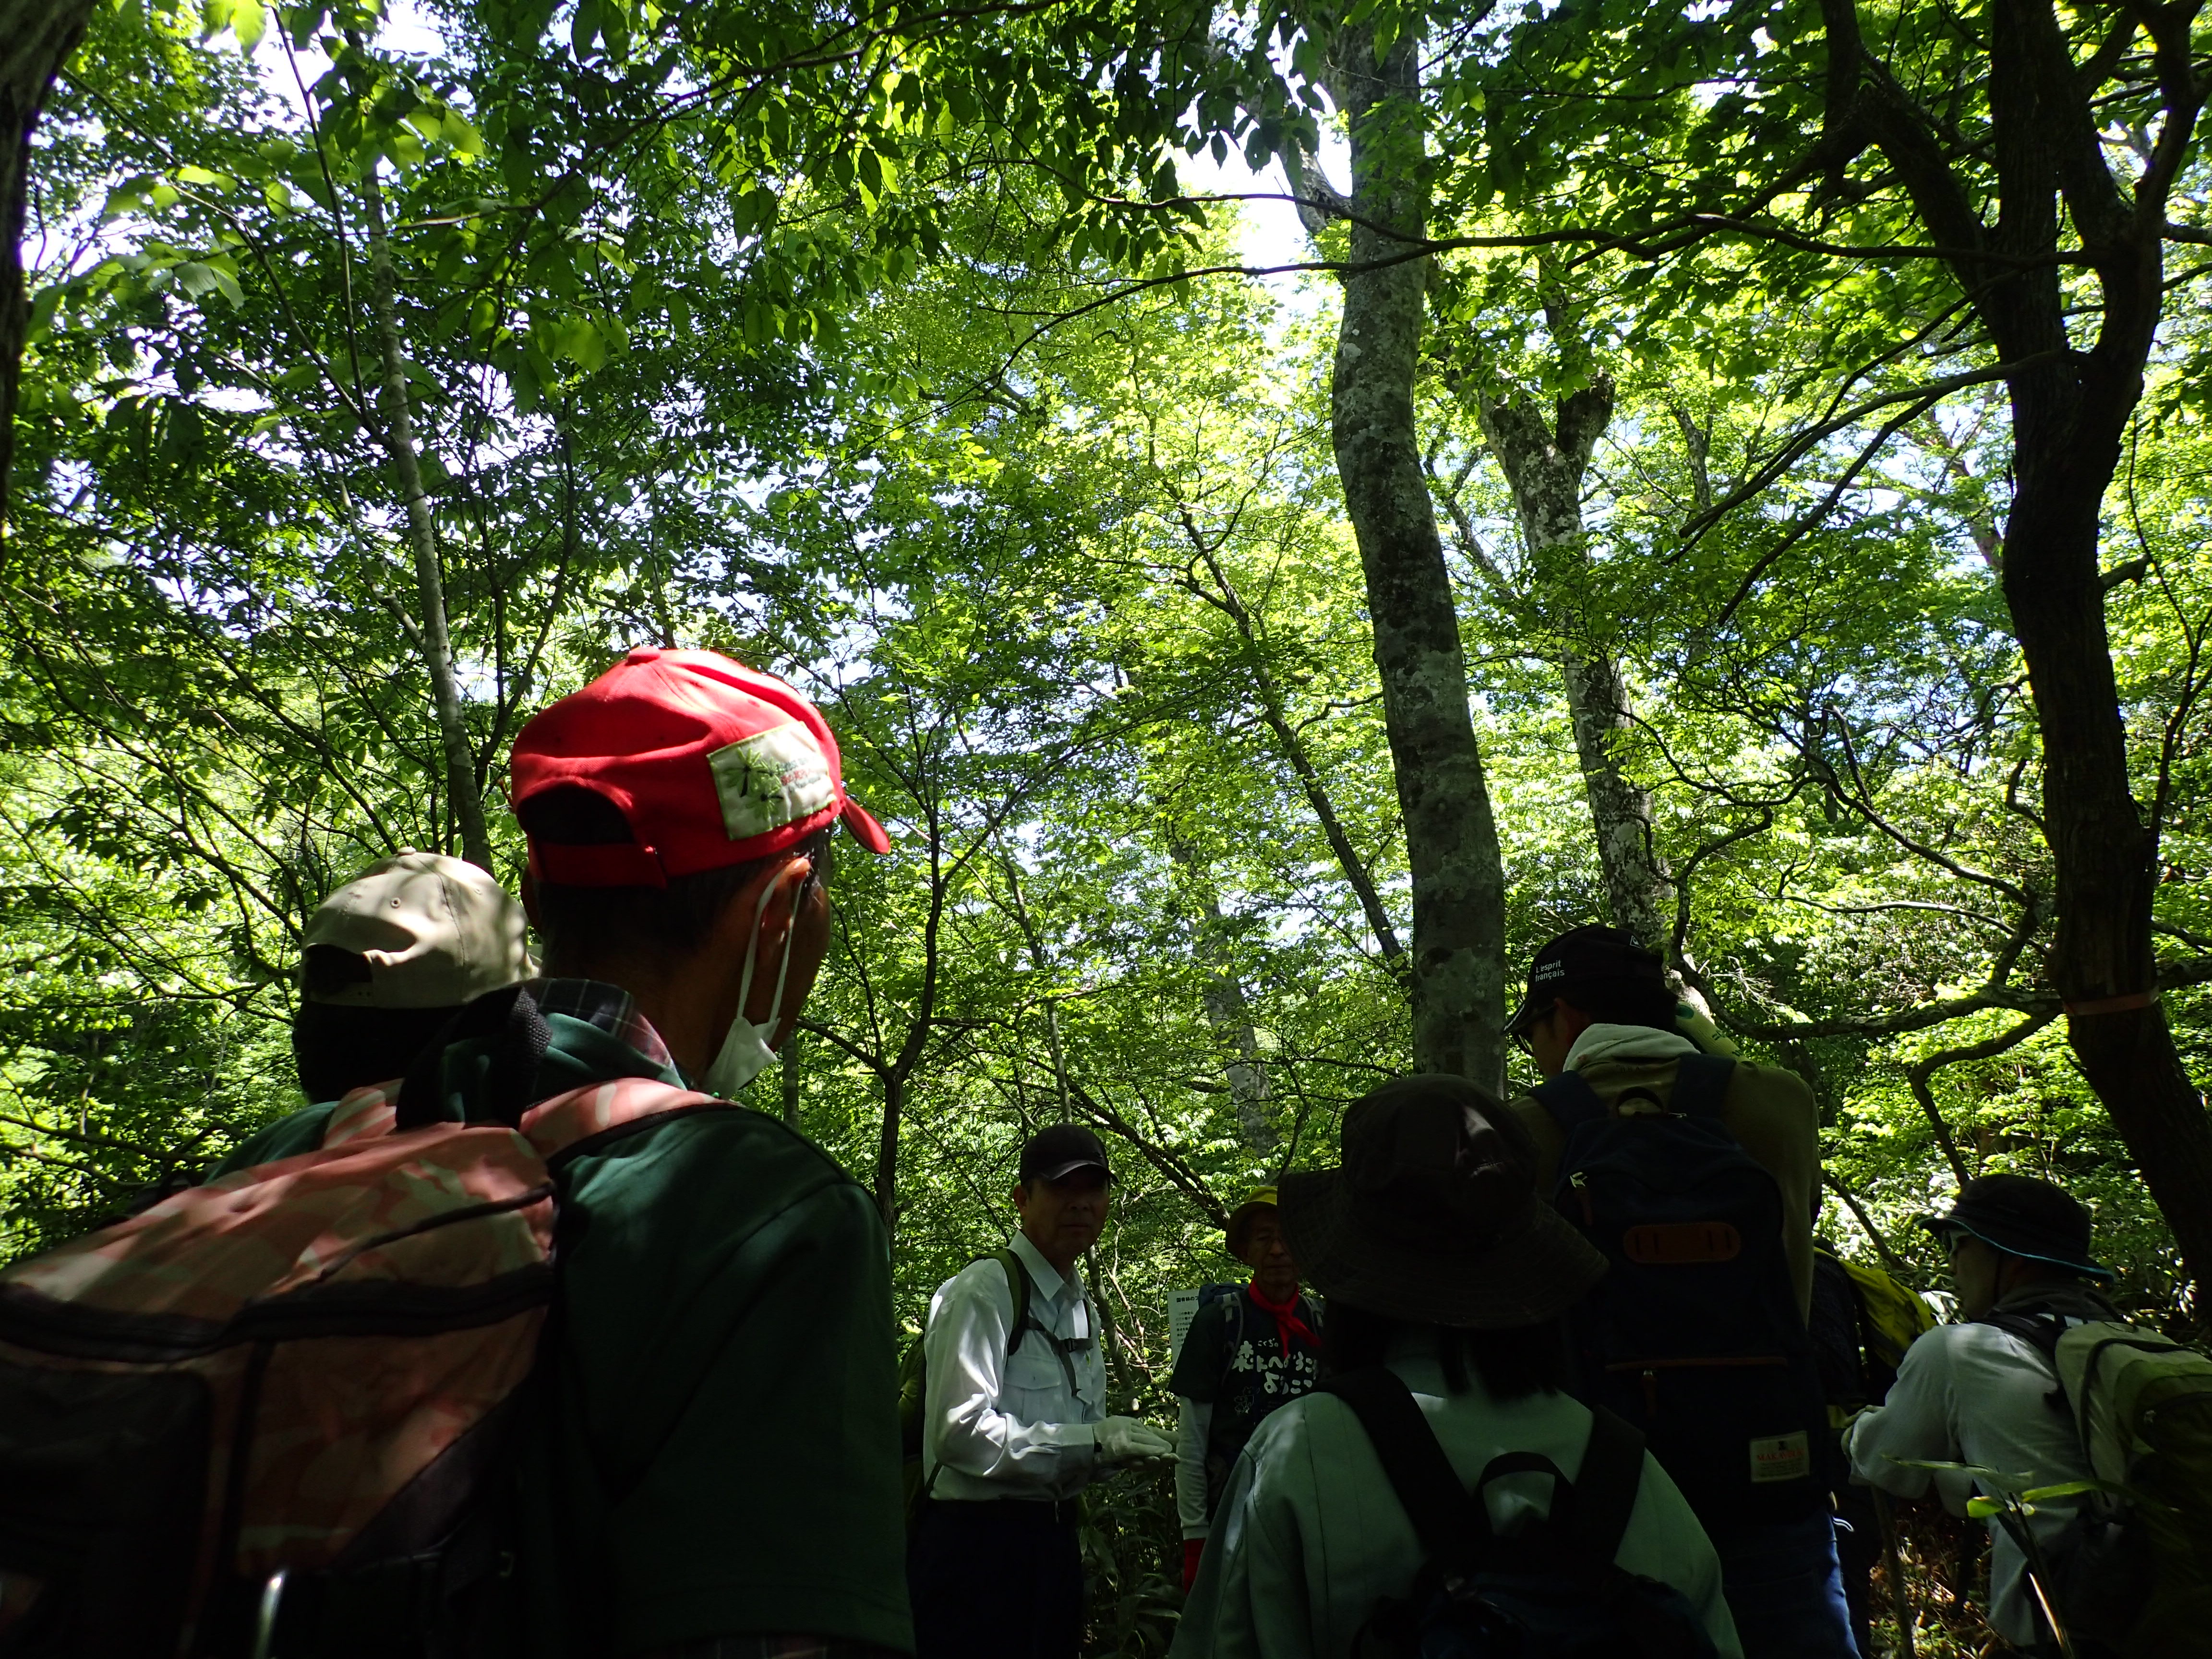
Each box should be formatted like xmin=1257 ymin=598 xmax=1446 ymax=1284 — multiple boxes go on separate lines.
xmin=897 ymin=1250 xmax=1029 ymax=1523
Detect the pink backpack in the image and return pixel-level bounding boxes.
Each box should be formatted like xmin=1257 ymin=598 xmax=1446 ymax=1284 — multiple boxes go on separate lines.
xmin=0 ymin=1072 xmax=714 ymax=1659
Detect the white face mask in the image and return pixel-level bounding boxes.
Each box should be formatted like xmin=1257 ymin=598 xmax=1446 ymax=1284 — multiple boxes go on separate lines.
xmin=701 ymin=866 xmax=806 ymax=1099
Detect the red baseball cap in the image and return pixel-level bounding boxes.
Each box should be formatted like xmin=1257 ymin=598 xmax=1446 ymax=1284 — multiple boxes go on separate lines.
xmin=510 ymin=647 xmax=891 ymax=887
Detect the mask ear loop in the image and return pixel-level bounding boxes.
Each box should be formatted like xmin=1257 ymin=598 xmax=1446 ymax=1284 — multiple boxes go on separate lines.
xmin=760 ymin=855 xmax=810 ymax=1042
xmin=728 ymin=847 xmax=818 ymax=1051
xmin=727 ymin=869 xmax=778 ymax=1041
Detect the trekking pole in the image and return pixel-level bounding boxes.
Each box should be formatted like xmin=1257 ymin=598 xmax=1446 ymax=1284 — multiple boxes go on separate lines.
xmin=1871 ymin=1489 xmax=1915 ymax=1659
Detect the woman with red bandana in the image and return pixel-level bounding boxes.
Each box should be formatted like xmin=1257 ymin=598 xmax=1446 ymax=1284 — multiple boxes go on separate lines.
xmin=1170 ymin=1187 xmax=1324 ymax=1590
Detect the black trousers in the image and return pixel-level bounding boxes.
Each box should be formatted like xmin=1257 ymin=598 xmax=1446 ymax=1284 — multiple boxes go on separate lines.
xmin=907 ymin=1497 xmax=1084 ymax=1659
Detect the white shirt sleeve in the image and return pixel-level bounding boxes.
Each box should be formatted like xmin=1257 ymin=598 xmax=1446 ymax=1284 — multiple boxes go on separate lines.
xmin=1845 ymin=1328 xmax=1971 ymax=1513
xmin=924 ymin=1261 xmax=1099 ymax=1495
xmin=1176 ymin=1396 xmax=1214 ymax=1538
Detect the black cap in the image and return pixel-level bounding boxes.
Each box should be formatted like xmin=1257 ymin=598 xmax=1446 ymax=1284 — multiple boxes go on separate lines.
xmin=1504 ymin=925 xmax=1665 ymax=1036
xmin=1920 ymin=1174 xmax=2113 ymax=1280
xmin=1019 ymin=1123 xmax=1112 ymax=1184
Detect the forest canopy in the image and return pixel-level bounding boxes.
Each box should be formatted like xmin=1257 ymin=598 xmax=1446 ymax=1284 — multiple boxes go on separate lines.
xmin=4 ymin=0 xmax=2211 ymax=1643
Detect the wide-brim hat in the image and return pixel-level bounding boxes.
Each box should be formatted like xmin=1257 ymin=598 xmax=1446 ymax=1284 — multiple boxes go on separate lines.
xmin=1921 ymin=1173 xmax=2113 ymax=1280
xmin=1225 ymin=1187 xmax=1279 ymax=1260
xmin=1279 ymin=1075 xmax=1607 ymax=1328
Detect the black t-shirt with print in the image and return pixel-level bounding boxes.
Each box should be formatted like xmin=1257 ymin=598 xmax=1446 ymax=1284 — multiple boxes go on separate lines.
xmin=1168 ymin=1284 xmax=1324 ymax=1517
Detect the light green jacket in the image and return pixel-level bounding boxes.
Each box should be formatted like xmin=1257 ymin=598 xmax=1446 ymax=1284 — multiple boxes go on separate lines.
xmin=1169 ymin=1332 xmax=1743 ymax=1659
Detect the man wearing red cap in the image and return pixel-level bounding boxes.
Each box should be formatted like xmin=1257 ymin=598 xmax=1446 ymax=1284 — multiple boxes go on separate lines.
xmin=478 ymin=648 xmax=907 ymax=1656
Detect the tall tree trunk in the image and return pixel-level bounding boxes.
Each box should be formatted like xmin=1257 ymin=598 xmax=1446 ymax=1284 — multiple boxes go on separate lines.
xmin=1479 ymin=386 xmax=1674 ymax=956
xmin=2006 ymin=357 xmax=2212 ymax=1294
xmin=1195 ymin=890 xmax=1275 ymax=1157
xmin=874 ymin=1070 xmax=902 ymax=1232
xmin=1822 ymin=0 xmax=2212 ymax=1294
xmin=1557 ymin=649 xmax=1676 ymax=953
xmin=780 ymin=1030 xmax=802 ymax=1129
xmin=356 ymin=158 xmax=493 ymax=870
xmin=0 ymin=0 xmax=99 ymax=524
xmin=1330 ymin=24 xmax=1506 ymax=1087
xmin=1165 ymin=835 xmax=1276 ymax=1155
xmin=1981 ymin=0 xmax=2212 ymax=1301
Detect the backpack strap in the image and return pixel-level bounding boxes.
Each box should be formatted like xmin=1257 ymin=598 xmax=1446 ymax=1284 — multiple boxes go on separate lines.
xmin=1563 ymin=1406 xmax=1646 ymax=1567
xmin=1320 ymin=1367 xmax=1486 ymax=1566
xmin=1979 ymin=1307 xmax=2067 ymax=1370
xmin=1531 ymin=1070 xmax=1611 ymax=1136
xmin=393 ymin=985 xmax=552 ymax=1130
xmin=321 ymin=1080 xmax=402 ymax=1149
xmin=522 ymin=1076 xmax=717 ymax=1163
xmin=1978 ymin=1306 xmax=2074 ymax=1419
xmin=990 ymin=1250 xmax=1031 ymax=1360
xmin=1668 ymin=1053 xmax=1738 ymax=1119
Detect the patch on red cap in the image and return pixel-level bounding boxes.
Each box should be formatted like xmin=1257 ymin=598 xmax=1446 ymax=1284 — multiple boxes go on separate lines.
xmin=511 ymin=649 xmax=890 ymax=884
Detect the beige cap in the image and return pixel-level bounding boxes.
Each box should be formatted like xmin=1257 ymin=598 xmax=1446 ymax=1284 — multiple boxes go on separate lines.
xmin=302 ymin=850 xmax=532 ymax=1009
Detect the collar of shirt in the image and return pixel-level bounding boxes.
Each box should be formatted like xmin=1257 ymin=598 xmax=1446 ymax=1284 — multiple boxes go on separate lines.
xmin=1008 ymin=1232 xmax=1091 ymax=1339
xmin=524 ymin=976 xmax=684 ymax=1079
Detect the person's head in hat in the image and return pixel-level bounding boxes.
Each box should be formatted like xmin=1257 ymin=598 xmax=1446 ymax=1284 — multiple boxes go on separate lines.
xmin=1226 ymin=1187 xmax=1300 ymax=1305
xmin=1280 ymin=1074 xmax=1607 ymax=1397
xmin=1922 ymin=1173 xmax=2114 ymax=1320
xmin=1504 ymin=925 xmax=1679 ymax=1078
xmin=1013 ymin=1123 xmax=1114 ymax=1275
xmin=510 ymin=647 xmax=890 ymax=1096
xmin=293 ymin=850 xmax=533 ymax=1103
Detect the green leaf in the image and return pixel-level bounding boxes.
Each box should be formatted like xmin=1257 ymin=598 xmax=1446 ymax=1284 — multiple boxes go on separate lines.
xmin=232 ymin=0 xmax=267 ymax=53
xmin=553 ymin=314 xmax=605 ymax=370
xmin=440 ymin=112 xmax=485 ymax=159
xmin=283 ymin=3 xmax=327 ymax=49
xmin=26 ymin=285 xmax=63 ymax=343
xmin=2017 ymin=1479 xmax=2126 ymax=1502
xmin=571 ymin=0 xmax=602 ymax=59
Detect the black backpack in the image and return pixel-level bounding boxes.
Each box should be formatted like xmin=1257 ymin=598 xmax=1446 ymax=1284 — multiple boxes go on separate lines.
xmin=1533 ymin=1053 xmax=1828 ymax=1531
xmin=1321 ymin=1368 xmax=1715 ymax=1659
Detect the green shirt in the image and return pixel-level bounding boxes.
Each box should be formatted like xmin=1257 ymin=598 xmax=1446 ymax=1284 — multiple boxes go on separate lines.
xmin=220 ymin=980 xmax=914 ymax=1656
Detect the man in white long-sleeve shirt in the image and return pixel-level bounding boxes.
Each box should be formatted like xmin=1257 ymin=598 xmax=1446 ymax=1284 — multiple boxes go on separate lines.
xmin=1845 ymin=1175 xmax=2121 ymax=1657
xmin=907 ymin=1124 xmax=1174 ymax=1659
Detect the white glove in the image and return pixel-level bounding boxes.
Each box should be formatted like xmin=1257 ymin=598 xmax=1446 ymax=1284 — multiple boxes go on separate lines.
xmin=1094 ymin=1415 xmax=1175 ymax=1466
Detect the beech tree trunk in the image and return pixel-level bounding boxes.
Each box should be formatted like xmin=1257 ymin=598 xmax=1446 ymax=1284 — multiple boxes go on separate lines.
xmin=1330 ymin=26 xmax=1506 ymax=1087
xmin=1823 ymin=0 xmax=2212 ymax=1295
xmin=356 ymin=158 xmax=494 ymax=871
xmin=0 ymin=0 xmax=99 ymax=522
xmin=1184 ymin=864 xmax=1275 ymax=1155
xmin=1558 ymin=649 xmax=1675 ymax=952
xmin=1480 ymin=386 xmax=1676 ymax=957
